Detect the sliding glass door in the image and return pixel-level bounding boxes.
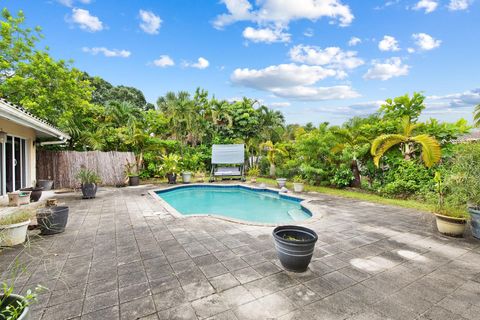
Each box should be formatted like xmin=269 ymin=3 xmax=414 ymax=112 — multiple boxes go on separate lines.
xmin=2 ymin=135 xmax=27 ymax=194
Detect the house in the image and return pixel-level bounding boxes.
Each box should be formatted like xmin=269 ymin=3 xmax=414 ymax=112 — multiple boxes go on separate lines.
xmin=0 ymin=98 xmax=70 ymax=196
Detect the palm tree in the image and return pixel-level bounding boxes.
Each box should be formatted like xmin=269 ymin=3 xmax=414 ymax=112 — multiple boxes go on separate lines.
xmin=473 ymin=104 xmax=480 ymax=127
xmin=331 ymin=128 xmax=369 ymax=187
xmin=259 ymin=140 xmax=288 ymax=177
xmin=371 ymin=116 xmax=441 ymax=168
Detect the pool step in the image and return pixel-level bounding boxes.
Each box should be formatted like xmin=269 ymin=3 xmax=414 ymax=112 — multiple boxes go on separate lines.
xmin=287 ymin=209 xmax=307 ymax=221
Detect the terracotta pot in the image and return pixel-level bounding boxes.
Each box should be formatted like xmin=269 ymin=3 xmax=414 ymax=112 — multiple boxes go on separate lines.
xmin=435 ymin=213 xmax=466 ymax=237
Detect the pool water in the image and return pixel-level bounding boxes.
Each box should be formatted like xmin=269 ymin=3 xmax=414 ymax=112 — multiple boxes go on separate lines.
xmin=156 ymin=186 xmax=311 ymax=224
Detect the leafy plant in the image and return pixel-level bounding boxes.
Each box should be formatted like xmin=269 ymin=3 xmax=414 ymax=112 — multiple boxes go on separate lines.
xmin=125 ymin=159 xmax=139 ymax=177
xmin=259 ymin=140 xmax=288 ymax=177
xmin=293 ymin=175 xmax=304 ymax=183
xmin=160 ymin=154 xmax=181 ymax=175
xmin=0 ymin=211 xmax=32 ymax=226
xmin=247 ymin=166 xmax=260 ymax=178
xmin=75 ymin=168 xmax=100 ymax=184
xmin=330 ymin=166 xmax=354 ymax=189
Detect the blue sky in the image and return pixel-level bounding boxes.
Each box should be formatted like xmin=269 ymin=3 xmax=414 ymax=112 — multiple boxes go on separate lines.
xmin=4 ymin=0 xmax=480 ymax=124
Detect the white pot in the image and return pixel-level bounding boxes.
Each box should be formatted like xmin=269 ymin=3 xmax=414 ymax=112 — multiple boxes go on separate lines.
xmin=182 ymin=172 xmax=192 ymax=183
xmin=276 ymin=178 xmax=287 ymax=188
xmin=293 ymin=183 xmax=304 ymax=193
xmin=435 ymin=214 xmax=466 ymax=237
xmin=0 ymin=220 xmax=30 ymax=246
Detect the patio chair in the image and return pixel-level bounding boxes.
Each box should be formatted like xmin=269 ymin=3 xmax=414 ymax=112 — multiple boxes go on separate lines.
xmin=210 ymin=144 xmax=246 ymax=182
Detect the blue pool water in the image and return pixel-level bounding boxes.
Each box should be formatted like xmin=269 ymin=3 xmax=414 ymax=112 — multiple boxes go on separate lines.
xmin=156 ymin=186 xmax=311 ymax=224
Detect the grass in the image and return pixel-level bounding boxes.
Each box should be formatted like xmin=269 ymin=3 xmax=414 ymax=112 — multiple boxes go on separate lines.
xmin=257 ymin=177 xmax=438 ymax=213
xmin=0 ymin=211 xmax=32 ymax=226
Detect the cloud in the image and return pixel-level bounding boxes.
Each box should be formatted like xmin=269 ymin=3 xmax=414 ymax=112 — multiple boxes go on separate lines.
xmin=231 ymin=63 xmax=359 ymax=101
xmin=303 ymin=28 xmax=314 ymax=37
xmin=82 ymin=47 xmax=131 ymax=58
xmin=412 ymin=33 xmax=441 ymax=50
xmin=427 ymin=88 xmax=480 ymax=109
xmin=289 ymin=45 xmax=364 ymax=76
xmin=363 ymin=57 xmax=410 ymax=80
xmin=348 ymin=36 xmax=361 ymax=46
xmin=269 ymin=102 xmax=291 ymax=108
xmin=374 ymin=0 xmax=400 ymax=10
xmin=57 ymin=0 xmax=91 ymax=7
xmin=378 ymin=35 xmax=400 ymax=51
xmin=153 ymin=55 xmax=175 ymax=67
xmin=69 ymin=8 xmax=103 ymax=32
xmin=139 ymin=10 xmax=162 ymax=34
xmin=448 ymin=0 xmax=473 ymax=10
xmin=242 ymin=26 xmax=291 ymax=43
xmin=413 ymin=0 xmax=438 ymax=13
xmin=184 ymin=57 xmax=210 ymax=69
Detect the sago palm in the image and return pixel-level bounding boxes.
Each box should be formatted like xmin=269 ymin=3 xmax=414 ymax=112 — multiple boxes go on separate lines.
xmin=259 ymin=140 xmax=288 ymax=177
xmin=371 ymin=117 xmax=441 ymax=168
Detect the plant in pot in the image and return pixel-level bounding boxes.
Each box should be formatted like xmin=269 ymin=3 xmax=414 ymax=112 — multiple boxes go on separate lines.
xmin=36 ymin=176 xmax=54 ymax=191
xmin=247 ymin=167 xmax=260 ymax=183
xmin=272 ymin=225 xmax=318 ymax=272
xmin=36 ymin=205 xmax=69 ymax=236
xmin=293 ymin=175 xmax=305 ymax=193
xmin=20 ymin=183 xmax=43 ymax=202
xmin=433 ymin=172 xmax=467 ymax=237
xmin=181 ymin=154 xmax=199 ymax=184
xmin=125 ymin=160 xmax=140 ymax=186
xmin=0 ymin=211 xmax=32 ymax=247
xmin=76 ymin=168 xmax=100 ymax=199
xmin=160 ymin=154 xmax=181 ymax=184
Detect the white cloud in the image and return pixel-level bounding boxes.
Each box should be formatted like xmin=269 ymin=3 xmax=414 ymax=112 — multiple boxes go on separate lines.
xmin=69 ymin=8 xmax=103 ymax=32
xmin=448 ymin=0 xmax=473 ymax=10
xmin=407 ymin=47 xmax=416 ymax=53
xmin=82 ymin=47 xmax=131 ymax=58
xmin=348 ymin=36 xmax=361 ymax=46
xmin=242 ymin=26 xmax=291 ymax=43
xmin=269 ymin=102 xmax=291 ymax=108
xmin=213 ymin=0 xmax=354 ymax=29
xmin=139 ymin=10 xmax=162 ymax=34
xmin=153 ymin=55 xmax=175 ymax=67
xmin=289 ymin=45 xmax=364 ymax=73
xmin=427 ymin=88 xmax=480 ymax=109
xmin=413 ymin=0 xmax=438 ymax=13
xmin=231 ymin=63 xmax=359 ymax=101
xmin=378 ymin=35 xmax=400 ymax=51
xmin=184 ymin=57 xmax=210 ymax=69
xmin=303 ymin=28 xmax=314 ymax=37
xmin=412 ymin=33 xmax=441 ymax=50
xmin=363 ymin=57 xmax=410 ymax=80
xmin=57 ymin=0 xmax=91 ymax=7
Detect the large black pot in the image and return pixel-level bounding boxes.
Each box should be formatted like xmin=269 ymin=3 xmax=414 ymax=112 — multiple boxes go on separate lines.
xmin=81 ymin=183 xmax=98 ymax=199
xmin=0 ymin=294 xmax=29 ymax=319
xmin=273 ymin=225 xmax=318 ymax=272
xmin=20 ymin=187 xmax=43 ymax=202
xmin=469 ymin=207 xmax=480 ymax=239
xmin=167 ymin=173 xmax=177 ymax=184
xmin=37 ymin=179 xmax=54 ymax=190
xmin=37 ymin=206 xmax=69 ymax=235
xmin=129 ymin=176 xmax=140 ymax=186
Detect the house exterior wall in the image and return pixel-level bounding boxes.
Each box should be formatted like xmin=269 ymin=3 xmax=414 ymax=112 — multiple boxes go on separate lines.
xmin=0 ymin=118 xmax=36 ymax=189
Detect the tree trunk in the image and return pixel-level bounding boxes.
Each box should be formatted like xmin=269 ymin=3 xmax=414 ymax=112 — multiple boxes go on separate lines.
xmin=350 ymin=159 xmax=361 ymax=188
xmin=269 ymin=163 xmax=276 ymax=177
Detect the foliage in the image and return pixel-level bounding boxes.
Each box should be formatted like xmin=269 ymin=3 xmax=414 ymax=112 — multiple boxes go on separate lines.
xmin=380 ymin=92 xmax=425 ymax=122
xmin=330 ymin=165 xmax=354 ymax=189
xmin=247 ymin=166 xmax=260 ymax=178
xmin=293 ymin=175 xmax=304 ymax=183
xmin=0 ymin=211 xmax=31 ymax=226
xmin=75 ymin=168 xmax=100 ymax=184
xmin=160 ymin=154 xmax=181 ymax=175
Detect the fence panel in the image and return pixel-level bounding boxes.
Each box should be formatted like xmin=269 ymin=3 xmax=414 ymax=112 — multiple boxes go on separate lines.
xmin=36 ymin=150 xmax=135 ymax=189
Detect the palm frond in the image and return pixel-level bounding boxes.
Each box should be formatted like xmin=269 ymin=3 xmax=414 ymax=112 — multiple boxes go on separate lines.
xmin=371 ymin=134 xmax=405 ymax=156
xmin=371 ymin=134 xmax=406 ymax=167
xmin=411 ymin=134 xmax=441 ymax=168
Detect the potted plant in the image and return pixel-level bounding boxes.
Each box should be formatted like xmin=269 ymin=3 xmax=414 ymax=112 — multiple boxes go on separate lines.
xmin=0 ymin=211 xmax=31 ymax=247
xmin=293 ymin=175 xmax=305 ymax=193
xmin=272 ymin=225 xmax=318 ymax=272
xmin=7 ymin=191 xmax=31 ymax=207
xmin=195 ymin=171 xmax=206 ymax=183
xmin=276 ymin=178 xmax=287 ymax=188
xmin=20 ymin=186 xmax=43 ymax=202
xmin=125 ymin=160 xmax=140 ymax=186
xmin=36 ymin=205 xmax=69 ymax=235
xmin=0 ymin=284 xmax=43 ymax=319
xmin=36 ymin=177 xmax=54 ymax=190
xmin=160 ymin=154 xmax=181 ymax=184
xmin=76 ymin=168 xmax=100 ymax=199
xmin=433 ymin=172 xmax=467 ymax=237
xmin=247 ymin=167 xmax=260 ymax=183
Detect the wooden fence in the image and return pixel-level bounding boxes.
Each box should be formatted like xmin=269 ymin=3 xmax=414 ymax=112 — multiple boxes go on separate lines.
xmin=36 ymin=150 xmax=136 ymax=189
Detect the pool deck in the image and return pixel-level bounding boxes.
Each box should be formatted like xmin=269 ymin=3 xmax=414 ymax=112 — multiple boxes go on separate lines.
xmin=1 ymin=183 xmax=480 ymax=319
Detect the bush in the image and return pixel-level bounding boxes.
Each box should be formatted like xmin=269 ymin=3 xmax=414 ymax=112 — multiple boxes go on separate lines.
xmin=330 ymin=165 xmax=354 ymax=188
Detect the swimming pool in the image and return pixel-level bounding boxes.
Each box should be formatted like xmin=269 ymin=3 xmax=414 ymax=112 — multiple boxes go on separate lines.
xmin=155 ymin=185 xmax=312 ymax=224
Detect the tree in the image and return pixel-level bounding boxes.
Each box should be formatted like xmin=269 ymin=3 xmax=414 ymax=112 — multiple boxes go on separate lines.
xmin=259 ymin=140 xmax=288 ymax=177
xmin=108 ymin=85 xmax=149 ymax=110
xmin=474 ymin=104 xmax=480 ymax=127
xmin=371 ymin=116 xmax=441 ymax=168
xmin=380 ymin=92 xmax=426 ymax=123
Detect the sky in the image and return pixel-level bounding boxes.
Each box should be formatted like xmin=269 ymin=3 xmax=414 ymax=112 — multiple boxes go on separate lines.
xmin=3 ymin=0 xmax=480 ymax=125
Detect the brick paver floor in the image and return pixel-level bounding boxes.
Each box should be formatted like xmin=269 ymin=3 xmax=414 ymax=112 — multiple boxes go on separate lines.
xmin=1 ymin=185 xmax=480 ymax=319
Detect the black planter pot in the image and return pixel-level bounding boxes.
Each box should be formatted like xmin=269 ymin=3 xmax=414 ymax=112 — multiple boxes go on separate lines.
xmin=20 ymin=187 xmax=44 ymax=202
xmin=37 ymin=179 xmax=54 ymax=190
xmin=469 ymin=207 xmax=480 ymax=239
xmin=129 ymin=176 xmax=140 ymax=186
xmin=81 ymin=183 xmax=98 ymax=199
xmin=167 ymin=173 xmax=177 ymax=184
xmin=273 ymin=225 xmax=318 ymax=272
xmin=37 ymin=206 xmax=69 ymax=235
xmin=0 ymin=294 xmax=29 ymax=319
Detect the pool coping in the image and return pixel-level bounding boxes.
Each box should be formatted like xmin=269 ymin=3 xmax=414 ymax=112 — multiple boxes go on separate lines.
xmin=148 ymin=183 xmax=324 ymax=227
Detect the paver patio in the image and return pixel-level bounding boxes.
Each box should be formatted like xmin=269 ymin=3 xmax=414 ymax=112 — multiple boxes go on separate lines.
xmin=1 ymin=185 xmax=480 ymax=319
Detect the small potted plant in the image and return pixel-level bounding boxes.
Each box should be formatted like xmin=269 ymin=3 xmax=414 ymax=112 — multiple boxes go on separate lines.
xmin=36 ymin=177 xmax=54 ymax=190
xmin=7 ymin=191 xmax=31 ymax=207
xmin=292 ymin=175 xmax=305 ymax=193
xmin=20 ymin=186 xmax=43 ymax=202
xmin=125 ymin=160 xmax=140 ymax=186
xmin=160 ymin=154 xmax=181 ymax=184
xmin=76 ymin=168 xmax=100 ymax=199
xmin=36 ymin=204 xmax=69 ymax=235
xmin=247 ymin=167 xmax=260 ymax=183
xmin=272 ymin=225 xmax=318 ymax=272
xmin=433 ymin=172 xmax=467 ymax=237
xmin=0 ymin=211 xmax=32 ymax=247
